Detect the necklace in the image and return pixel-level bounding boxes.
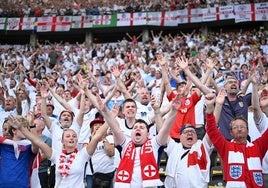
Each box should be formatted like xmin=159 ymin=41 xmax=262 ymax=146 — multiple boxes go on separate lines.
xmin=58 ymin=148 xmax=78 ymax=178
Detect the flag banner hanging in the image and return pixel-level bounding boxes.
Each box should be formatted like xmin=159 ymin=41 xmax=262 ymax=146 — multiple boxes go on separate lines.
xmin=219 ymin=5 xmax=235 ymax=20
xmin=0 ymin=3 xmax=265 ymax=31
xmin=0 ymin=18 xmax=7 ymax=30
xmin=234 ymin=4 xmax=254 ymax=23
xmin=254 ymin=2 xmax=268 ymax=21
xmin=37 ymin=16 xmax=71 ymax=32
xmin=202 ymin=7 xmax=217 ymax=22
xmin=177 ymin=9 xmax=189 ymax=24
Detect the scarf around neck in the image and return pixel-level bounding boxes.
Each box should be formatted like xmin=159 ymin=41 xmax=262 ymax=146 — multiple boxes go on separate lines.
xmin=115 ymin=139 xmax=163 ymax=188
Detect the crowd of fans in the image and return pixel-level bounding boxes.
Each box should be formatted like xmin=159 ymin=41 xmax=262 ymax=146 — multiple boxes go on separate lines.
xmin=0 ymin=0 xmax=266 ymax=17
xmin=0 ymin=22 xmax=268 ymax=187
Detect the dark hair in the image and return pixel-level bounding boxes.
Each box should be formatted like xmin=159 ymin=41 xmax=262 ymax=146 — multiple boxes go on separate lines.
xmin=135 ymin=119 xmax=150 ymax=132
xmin=56 ymin=84 xmax=65 ymax=90
xmin=3 ymin=118 xmax=8 ymax=125
xmin=229 ymin=116 xmax=248 ymax=129
xmin=122 ymin=98 xmax=137 ymax=109
xmin=95 ymin=112 xmax=103 ymax=119
xmin=180 ymin=124 xmax=196 ymax=134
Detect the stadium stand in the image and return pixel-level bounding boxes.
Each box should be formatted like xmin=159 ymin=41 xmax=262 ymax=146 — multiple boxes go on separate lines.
xmin=0 ymin=0 xmax=268 ymax=188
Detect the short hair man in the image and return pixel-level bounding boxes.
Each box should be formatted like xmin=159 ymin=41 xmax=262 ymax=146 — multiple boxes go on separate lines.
xmin=206 ymin=91 xmax=267 ymax=187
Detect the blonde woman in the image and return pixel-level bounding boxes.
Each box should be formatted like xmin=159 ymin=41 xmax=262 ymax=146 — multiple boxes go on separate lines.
xmin=8 ymin=115 xmax=109 ymax=188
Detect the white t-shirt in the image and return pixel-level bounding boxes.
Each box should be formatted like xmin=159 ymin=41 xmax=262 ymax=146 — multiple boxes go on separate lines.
xmin=49 ymin=118 xmax=81 ymax=152
xmin=135 ymin=100 xmax=153 ymax=124
xmin=253 ymin=112 xmax=268 ymax=174
xmin=78 ymin=108 xmax=99 ymax=147
xmin=119 ymin=137 xmax=162 ymax=188
xmin=116 ymin=117 xmax=133 ymax=139
xmin=165 ymin=138 xmax=212 ymax=188
xmin=86 ymin=135 xmax=115 ymax=174
xmin=50 ymin=147 xmax=89 ymax=188
xmin=194 ymin=96 xmax=205 ymax=125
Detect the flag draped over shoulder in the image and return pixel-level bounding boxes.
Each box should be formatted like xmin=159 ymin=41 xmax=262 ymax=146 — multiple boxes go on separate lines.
xmin=165 ymin=140 xmax=210 ymax=188
xmin=187 ymin=140 xmax=210 ymax=188
xmin=0 ymin=136 xmax=31 ymax=159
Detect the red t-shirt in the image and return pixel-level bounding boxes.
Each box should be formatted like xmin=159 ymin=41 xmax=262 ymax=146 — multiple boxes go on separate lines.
xmin=168 ymin=91 xmax=200 ymax=139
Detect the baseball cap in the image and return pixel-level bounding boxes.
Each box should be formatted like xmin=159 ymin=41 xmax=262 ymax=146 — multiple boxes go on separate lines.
xmin=46 ymin=101 xmax=54 ymax=110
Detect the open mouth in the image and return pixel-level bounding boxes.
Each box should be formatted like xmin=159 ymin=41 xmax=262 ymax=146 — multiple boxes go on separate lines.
xmin=261 ymin=89 xmax=268 ymax=98
xmin=187 ymin=137 xmax=193 ymax=141
xmin=136 ymin=132 xmax=141 ymax=137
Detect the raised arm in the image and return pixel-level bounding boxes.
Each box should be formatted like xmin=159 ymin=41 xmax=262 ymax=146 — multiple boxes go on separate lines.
xmin=126 ymin=33 xmax=132 ymax=40
xmin=49 ymin=87 xmax=72 ymax=111
xmin=84 ymin=89 xmax=125 ymax=145
xmin=0 ymin=73 xmax=9 ymax=97
xmin=150 ymin=30 xmax=155 ymax=38
xmin=111 ymin=66 xmax=132 ymax=99
xmin=150 ymin=95 xmax=163 ymax=132
xmin=157 ymin=54 xmax=176 ymax=97
xmin=200 ymin=58 xmax=217 ymax=85
xmin=214 ymin=88 xmax=226 ymax=124
xmin=207 ymin=76 xmax=220 ymax=94
xmin=202 ymin=93 xmax=216 ymax=147
xmin=14 ymin=89 xmax=22 ymax=115
xmin=176 ymin=55 xmax=212 ymax=95
xmin=136 ymin=33 xmax=143 ymax=40
xmin=73 ymin=74 xmax=89 ymax=127
xmin=86 ymin=122 xmax=109 ymax=155
xmin=40 ymin=84 xmax=52 ymax=129
xmin=240 ymin=76 xmax=252 ymax=95
xmin=8 ymin=115 xmax=50 ymax=157
xmin=251 ymin=70 xmax=263 ymax=123
xmin=157 ymin=94 xmax=181 ymax=145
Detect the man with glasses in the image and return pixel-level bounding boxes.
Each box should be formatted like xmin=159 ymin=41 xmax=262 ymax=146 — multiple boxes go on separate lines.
xmin=206 ymin=91 xmax=268 ymax=187
xmin=164 ymin=123 xmax=213 ymax=187
xmin=214 ymin=75 xmax=253 ymax=141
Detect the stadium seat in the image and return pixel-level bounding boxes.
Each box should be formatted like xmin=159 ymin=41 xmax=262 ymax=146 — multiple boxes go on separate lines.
xmin=210 ymin=165 xmax=223 ymax=181
xmin=208 ymin=179 xmax=226 ymax=187
xmin=210 ymin=149 xmax=222 ymax=167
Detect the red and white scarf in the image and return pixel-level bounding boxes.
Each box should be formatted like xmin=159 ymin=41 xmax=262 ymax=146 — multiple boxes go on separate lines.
xmin=58 ymin=148 xmax=78 ymax=178
xmin=0 ymin=136 xmax=31 ymax=159
xmin=115 ymin=139 xmax=163 ymax=188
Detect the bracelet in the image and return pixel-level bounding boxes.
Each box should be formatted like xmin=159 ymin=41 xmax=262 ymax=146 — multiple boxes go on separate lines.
xmin=29 ymin=124 xmax=36 ymax=129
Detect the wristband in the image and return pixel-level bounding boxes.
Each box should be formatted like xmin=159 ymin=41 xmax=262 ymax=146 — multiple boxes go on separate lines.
xmin=30 ymin=124 xmax=36 ymax=129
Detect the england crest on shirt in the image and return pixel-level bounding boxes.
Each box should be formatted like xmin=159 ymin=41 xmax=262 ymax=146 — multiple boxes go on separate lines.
xmin=230 ymin=165 xmax=242 ymax=179
xmin=253 ymin=172 xmax=263 ymax=186
xmin=185 ymin=99 xmax=190 ymax=106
